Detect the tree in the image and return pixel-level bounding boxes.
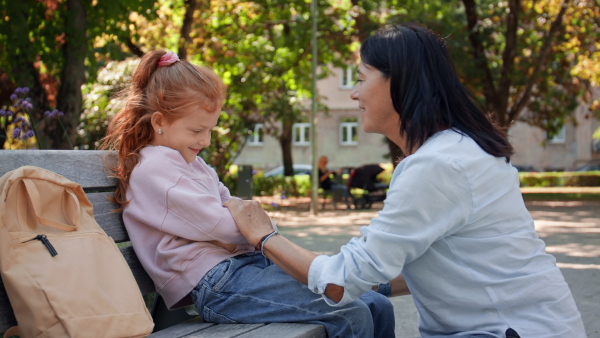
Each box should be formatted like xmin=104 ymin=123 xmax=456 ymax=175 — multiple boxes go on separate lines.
xmin=0 ymin=0 xmax=156 ymax=149
xmin=389 ymin=0 xmax=600 ymax=139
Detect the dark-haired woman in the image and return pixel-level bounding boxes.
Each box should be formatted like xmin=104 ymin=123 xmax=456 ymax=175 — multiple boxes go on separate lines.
xmin=226 ymin=23 xmax=585 ymax=337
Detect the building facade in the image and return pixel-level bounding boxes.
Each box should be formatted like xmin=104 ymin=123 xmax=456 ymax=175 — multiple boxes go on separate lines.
xmin=234 ymin=67 xmax=600 ymax=172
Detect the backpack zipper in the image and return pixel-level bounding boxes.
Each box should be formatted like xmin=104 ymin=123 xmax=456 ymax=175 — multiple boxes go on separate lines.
xmin=21 ymin=235 xmax=58 ymax=257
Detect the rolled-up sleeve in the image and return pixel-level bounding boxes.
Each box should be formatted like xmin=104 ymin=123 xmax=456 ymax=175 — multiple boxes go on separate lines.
xmin=308 ymin=153 xmax=472 ymax=306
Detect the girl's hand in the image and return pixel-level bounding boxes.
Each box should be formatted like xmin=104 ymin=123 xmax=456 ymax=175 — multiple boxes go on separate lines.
xmin=224 ymin=198 xmax=274 ymax=246
xmin=208 ymin=240 xmax=238 ymax=252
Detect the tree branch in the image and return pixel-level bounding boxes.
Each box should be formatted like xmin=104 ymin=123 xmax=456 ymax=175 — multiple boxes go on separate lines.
xmin=509 ymin=0 xmax=571 ymax=122
xmin=125 ymin=38 xmax=144 ymax=57
xmin=462 ymin=0 xmax=497 ymax=113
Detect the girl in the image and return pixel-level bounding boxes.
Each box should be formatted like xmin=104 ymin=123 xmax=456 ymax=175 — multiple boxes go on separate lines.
xmin=225 ymin=24 xmax=586 ymax=338
xmin=100 ymin=50 xmax=394 ymax=338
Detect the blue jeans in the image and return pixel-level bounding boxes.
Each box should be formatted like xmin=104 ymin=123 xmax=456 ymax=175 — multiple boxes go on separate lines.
xmin=190 ymin=252 xmax=395 ymax=338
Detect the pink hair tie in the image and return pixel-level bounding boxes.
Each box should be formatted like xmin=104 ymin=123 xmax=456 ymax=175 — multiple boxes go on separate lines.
xmin=157 ymin=51 xmax=180 ymax=67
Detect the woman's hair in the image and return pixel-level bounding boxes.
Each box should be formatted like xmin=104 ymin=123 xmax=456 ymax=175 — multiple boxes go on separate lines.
xmin=360 ymin=23 xmax=513 ymax=161
xmin=100 ymin=50 xmax=226 ymax=209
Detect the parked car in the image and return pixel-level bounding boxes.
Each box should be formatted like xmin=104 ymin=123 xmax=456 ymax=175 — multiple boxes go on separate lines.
xmin=512 ymin=164 xmax=535 ymax=172
xmin=574 ymin=163 xmax=600 ymax=172
xmin=263 ymin=164 xmax=313 ymax=177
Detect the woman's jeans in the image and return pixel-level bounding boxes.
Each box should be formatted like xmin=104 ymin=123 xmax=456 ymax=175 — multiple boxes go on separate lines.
xmin=189 ymin=252 xmax=395 ymax=338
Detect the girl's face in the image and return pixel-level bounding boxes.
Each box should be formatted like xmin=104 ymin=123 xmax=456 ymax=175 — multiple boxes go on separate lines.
xmin=151 ymin=107 xmax=220 ymax=164
xmin=350 ymin=62 xmax=405 ymax=151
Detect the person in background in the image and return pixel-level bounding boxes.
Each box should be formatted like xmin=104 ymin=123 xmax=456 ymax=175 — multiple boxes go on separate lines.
xmin=101 ymin=50 xmax=395 ymax=338
xmin=225 ymin=23 xmax=586 ymax=338
xmin=317 ymin=155 xmax=351 ymax=208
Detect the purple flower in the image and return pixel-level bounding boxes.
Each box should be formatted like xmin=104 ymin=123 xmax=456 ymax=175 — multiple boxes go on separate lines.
xmin=14 ymin=88 xmax=22 ymax=94
xmin=280 ymin=193 xmax=287 ymax=199
xmin=12 ymin=127 xmax=21 ymax=139
xmin=10 ymin=94 xmax=17 ymax=101
xmin=0 ymin=109 xmax=13 ymax=117
xmin=21 ymin=101 xmax=33 ymax=110
xmin=252 ymin=170 xmax=258 ymax=175
xmin=23 ymin=130 xmax=35 ymax=139
xmin=22 ymin=87 xmax=29 ymax=93
xmin=270 ymin=202 xmax=279 ymax=208
xmin=44 ymin=109 xmax=64 ymax=119
xmin=13 ymin=116 xmax=23 ymax=123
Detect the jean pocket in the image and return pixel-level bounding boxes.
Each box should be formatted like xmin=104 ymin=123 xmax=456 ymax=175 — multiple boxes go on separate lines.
xmin=202 ymin=258 xmax=235 ymax=291
xmin=202 ymin=306 xmax=239 ymax=324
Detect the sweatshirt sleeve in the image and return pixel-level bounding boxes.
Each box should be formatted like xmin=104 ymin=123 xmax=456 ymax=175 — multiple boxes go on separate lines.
xmin=161 ymin=175 xmax=247 ymax=245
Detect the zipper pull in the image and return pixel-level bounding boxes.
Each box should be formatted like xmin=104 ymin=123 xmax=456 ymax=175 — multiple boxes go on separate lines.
xmin=21 ymin=234 xmax=58 ymax=257
xmin=39 ymin=235 xmax=58 ymax=257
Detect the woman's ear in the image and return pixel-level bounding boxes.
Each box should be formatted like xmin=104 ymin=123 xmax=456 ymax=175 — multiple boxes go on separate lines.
xmin=151 ymin=111 xmax=165 ymax=132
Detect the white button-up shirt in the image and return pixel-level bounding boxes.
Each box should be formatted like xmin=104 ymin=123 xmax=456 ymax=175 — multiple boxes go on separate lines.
xmin=308 ymin=129 xmax=585 ymax=337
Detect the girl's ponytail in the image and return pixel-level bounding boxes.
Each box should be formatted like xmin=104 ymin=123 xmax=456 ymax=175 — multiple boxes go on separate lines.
xmin=101 ymin=51 xmax=169 ymax=209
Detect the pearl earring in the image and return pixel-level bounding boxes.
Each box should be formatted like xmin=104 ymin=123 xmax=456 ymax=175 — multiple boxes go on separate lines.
xmin=158 ymin=129 xmax=162 ymax=134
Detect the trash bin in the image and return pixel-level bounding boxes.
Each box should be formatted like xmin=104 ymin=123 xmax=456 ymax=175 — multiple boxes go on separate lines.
xmin=237 ymin=165 xmax=253 ymax=200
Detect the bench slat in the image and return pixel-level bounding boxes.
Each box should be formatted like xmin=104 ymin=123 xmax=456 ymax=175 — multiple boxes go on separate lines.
xmin=148 ymin=318 xmax=216 ymax=338
xmin=0 ymin=150 xmax=116 ymax=190
xmin=89 ymin=192 xmax=129 ymax=243
xmin=120 ymin=246 xmax=155 ymax=296
xmin=236 ymin=323 xmax=326 ymax=338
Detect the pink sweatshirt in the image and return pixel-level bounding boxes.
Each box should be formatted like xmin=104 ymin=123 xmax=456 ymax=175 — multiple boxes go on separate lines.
xmin=123 ymin=146 xmax=254 ymax=309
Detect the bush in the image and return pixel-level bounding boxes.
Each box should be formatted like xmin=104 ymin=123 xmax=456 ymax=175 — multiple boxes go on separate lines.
xmin=519 ymin=171 xmax=600 ymax=187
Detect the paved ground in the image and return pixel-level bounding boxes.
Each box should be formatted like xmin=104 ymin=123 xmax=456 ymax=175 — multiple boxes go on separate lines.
xmin=264 ymin=199 xmax=600 ymax=337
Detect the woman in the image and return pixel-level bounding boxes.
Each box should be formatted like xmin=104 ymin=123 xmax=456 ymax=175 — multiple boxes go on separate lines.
xmin=225 ymin=24 xmax=585 ymax=337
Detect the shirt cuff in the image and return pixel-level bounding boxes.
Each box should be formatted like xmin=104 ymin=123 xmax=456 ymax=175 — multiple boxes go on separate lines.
xmin=308 ymin=255 xmax=329 ymax=295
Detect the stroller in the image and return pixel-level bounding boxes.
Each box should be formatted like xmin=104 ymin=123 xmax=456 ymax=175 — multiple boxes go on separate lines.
xmin=347 ymin=164 xmax=389 ymax=209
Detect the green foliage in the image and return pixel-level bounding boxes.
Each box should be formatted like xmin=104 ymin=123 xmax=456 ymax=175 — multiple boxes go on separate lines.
xmin=387 ymin=0 xmax=600 ymax=135
xmin=80 ymin=58 xmax=140 ymax=149
xmin=519 ymin=171 xmax=600 ymax=187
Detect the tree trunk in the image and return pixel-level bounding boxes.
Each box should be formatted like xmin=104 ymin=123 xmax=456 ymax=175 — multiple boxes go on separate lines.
xmin=279 ymin=120 xmax=294 ymax=177
xmin=54 ymin=0 xmax=87 ymax=149
xmin=178 ymin=0 xmax=198 ymax=60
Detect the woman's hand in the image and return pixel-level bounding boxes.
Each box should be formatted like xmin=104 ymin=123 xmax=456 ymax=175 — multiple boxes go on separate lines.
xmin=223 ymin=198 xmax=274 ymax=246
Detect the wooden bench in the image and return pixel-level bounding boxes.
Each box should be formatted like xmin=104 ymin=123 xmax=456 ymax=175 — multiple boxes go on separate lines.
xmin=0 ymin=150 xmax=326 ymax=338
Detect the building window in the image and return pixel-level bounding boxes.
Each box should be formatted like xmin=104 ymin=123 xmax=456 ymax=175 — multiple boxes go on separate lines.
xmin=292 ymin=123 xmax=311 ymax=146
xmin=548 ymin=125 xmax=566 ymax=144
xmin=340 ymin=118 xmax=358 ymax=145
xmin=340 ymin=66 xmax=355 ymax=89
xmin=248 ymin=123 xmax=264 ymax=146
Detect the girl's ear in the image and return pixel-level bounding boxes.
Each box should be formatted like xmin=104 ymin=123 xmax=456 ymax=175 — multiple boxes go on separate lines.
xmin=151 ymin=111 xmax=165 ymax=131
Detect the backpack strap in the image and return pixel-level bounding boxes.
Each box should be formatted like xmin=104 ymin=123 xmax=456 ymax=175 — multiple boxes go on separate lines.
xmin=22 ymin=179 xmax=78 ymax=232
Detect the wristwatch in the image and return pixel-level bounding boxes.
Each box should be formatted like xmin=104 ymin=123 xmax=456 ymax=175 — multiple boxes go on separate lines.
xmin=377 ymin=283 xmax=392 ymax=297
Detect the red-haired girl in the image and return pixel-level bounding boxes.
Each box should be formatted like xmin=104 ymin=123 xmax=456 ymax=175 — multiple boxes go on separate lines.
xmin=101 ymin=50 xmax=394 ymax=338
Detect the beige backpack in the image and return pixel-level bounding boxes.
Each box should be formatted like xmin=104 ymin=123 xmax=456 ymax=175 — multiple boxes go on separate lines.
xmin=0 ymin=166 xmax=154 ymax=337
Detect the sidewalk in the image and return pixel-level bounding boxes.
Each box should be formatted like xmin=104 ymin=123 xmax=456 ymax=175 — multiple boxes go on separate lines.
xmin=264 ymin=199 xmax=600 ymax=337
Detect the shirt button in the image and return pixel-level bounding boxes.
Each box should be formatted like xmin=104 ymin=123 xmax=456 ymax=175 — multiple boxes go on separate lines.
xmin=363 ymin=237 xmax=367 ymax=242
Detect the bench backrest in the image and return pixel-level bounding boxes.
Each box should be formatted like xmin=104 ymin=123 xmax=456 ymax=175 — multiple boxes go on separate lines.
xmin=0 ymin=150 xmax=155 ymax=333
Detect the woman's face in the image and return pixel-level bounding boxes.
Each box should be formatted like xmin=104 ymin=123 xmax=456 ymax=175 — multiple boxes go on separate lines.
xmin=350 ymin=62 xmax=403 ymax=148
